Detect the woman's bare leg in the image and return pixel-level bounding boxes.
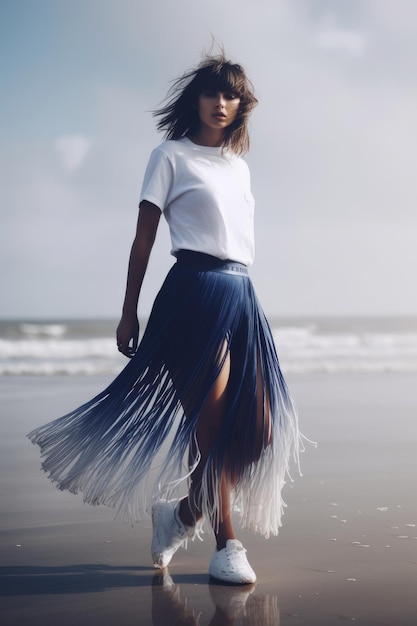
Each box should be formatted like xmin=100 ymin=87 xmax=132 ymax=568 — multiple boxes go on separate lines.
xmin=178 ymin=347 xmax=236 ymax=549
xmin=214 ymin=472 xmax=235 ymax=549
xmin=178 ymin=347 xmax=272 ymax=549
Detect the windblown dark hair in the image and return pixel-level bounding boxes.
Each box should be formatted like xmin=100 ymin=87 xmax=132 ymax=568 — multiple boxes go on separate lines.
xmin=153 ymin=54 xmax=258 ymax=155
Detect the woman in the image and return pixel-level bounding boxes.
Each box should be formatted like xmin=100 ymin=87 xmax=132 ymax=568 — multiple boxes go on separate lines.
xmin=29 ymin=53 xmax=304 ymax=585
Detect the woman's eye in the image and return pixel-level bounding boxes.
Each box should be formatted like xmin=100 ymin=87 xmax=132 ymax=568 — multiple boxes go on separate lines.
xmin=202 ymin=91 xmax=239 ymax=100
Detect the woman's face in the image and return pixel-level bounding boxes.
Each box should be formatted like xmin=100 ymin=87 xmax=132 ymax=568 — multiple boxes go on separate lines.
xmin=196 ymin=90 xmax=241 ymax=132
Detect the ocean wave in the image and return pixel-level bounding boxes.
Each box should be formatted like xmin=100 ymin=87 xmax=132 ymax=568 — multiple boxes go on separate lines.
xmin=19 ymin=323 xmax=68 ymax=337
xmin=1 ymin=321 xmax=417 ymax=375
xmin=0 ymin=361 xmax=123 ymax=376
xmin=1 ymin=358 xmax=417 ymax=376
xmin=283 ymin=361 xmax=417 ymax=374
xmin=0 ymin=338 xmax=118 ymax=359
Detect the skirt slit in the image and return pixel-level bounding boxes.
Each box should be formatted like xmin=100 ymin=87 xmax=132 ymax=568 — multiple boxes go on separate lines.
xmin=28 ymin=252 xmax=305 ymax=538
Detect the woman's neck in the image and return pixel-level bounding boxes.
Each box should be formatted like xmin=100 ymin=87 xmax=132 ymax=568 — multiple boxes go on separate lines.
xmin=187 ymin=126 xmax=225 ymax=147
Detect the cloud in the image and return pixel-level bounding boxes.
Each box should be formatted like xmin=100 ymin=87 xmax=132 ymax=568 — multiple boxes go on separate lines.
xmin=314 ymin=28 xmax=367 ymax=56
xmin=54 ymin=134 xmax=92 ymax=173
xmin=313 ymin=22 xmax=368 ymax=56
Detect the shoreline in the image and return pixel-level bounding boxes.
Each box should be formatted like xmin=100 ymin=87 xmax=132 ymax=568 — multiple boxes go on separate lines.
xmin=1 ymin=373 xmax=416 ymax=625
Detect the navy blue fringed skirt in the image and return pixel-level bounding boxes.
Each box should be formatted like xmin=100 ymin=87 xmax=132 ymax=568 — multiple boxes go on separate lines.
xmin=28 ymin=251 xmax=304 ymax=538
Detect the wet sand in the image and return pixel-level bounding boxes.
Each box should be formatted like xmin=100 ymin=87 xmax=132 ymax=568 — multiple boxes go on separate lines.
xmin=1 ymin=374 xmax=416 ymax=625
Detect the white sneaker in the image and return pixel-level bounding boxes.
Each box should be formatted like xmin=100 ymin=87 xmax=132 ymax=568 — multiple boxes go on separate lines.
xmin=151 ymin=499 xmax=198 ymax=569
xmin=209 ymin=539 xmax=257 ymax=584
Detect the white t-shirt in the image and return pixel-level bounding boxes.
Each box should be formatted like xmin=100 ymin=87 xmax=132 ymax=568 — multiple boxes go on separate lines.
xmin=139 ymin=137 xmax=255 ymax=266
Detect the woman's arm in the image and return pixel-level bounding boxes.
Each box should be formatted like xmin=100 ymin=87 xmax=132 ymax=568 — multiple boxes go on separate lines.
xmin=116 ymin=200 xmax=161 ymax=357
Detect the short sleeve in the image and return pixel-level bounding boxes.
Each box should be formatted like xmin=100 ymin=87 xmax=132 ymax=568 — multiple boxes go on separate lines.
xmin=139 ymin=148 xmax=174 ymax=212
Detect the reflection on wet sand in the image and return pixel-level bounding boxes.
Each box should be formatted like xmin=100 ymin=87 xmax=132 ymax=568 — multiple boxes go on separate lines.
xmin=152 ymin=572 xmax=280 ymax=625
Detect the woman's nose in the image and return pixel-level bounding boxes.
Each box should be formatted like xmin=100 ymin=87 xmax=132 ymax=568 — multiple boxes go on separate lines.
xmin=216 ymin=93 xmax=226 ymax=107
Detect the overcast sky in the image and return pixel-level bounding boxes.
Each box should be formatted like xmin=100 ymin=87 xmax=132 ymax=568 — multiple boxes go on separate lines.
xmin=1 ymin=0 xmax=416 ymax=319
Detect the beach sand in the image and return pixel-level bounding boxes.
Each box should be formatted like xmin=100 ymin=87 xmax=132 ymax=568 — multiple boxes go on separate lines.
xmin=1 ymin=373 xmax=416 ymax=625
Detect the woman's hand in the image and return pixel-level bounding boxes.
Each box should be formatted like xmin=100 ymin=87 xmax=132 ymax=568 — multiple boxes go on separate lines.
xmin=116 ymin=201 xmax=161 ymax=358
xmin=116 ymin=313 xmax=140 ymax=358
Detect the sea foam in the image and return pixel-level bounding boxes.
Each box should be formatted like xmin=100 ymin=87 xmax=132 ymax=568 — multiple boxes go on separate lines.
xmin=1 ymin=318 xmax=417 ymax=376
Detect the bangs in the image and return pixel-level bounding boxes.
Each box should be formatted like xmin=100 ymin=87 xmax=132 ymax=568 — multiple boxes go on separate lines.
xmin=194 ymin=63 xmax=247 ymax=98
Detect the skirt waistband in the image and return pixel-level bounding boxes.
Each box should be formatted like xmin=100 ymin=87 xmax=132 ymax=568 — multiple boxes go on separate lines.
xmin=175 ymin=250 xmax=249 ymax=276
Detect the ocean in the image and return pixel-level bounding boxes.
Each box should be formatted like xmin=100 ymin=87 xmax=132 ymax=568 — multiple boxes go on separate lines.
xmin=1 ymin=317 xmax=417 ymax=377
